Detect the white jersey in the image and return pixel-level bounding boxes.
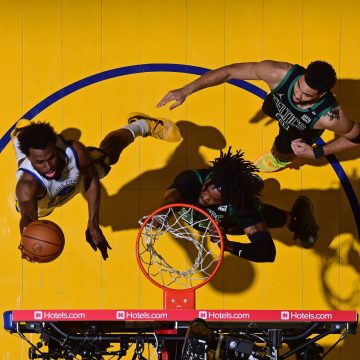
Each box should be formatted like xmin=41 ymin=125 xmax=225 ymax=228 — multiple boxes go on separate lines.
xmin=15 ymin=136 xmax=84 ymax=217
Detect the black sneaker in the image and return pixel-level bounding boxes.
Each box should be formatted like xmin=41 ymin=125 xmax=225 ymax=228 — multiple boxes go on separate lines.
xmin=289 ymin=196 xmax=319 ymax=248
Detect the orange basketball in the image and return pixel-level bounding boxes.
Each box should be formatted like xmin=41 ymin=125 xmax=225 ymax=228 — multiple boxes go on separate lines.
xmin=21 ymin=220 xmax=65 ymax=263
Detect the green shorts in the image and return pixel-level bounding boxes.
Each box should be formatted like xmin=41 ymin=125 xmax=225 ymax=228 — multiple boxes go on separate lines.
xmin=87 ymin=146 xmax=112 ymax=179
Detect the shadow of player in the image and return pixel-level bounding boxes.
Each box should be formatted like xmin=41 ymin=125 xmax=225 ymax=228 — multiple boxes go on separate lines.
xmin=98 ymin=120 xmax=226 ymax=230
xmin=261 ymin=177 xmax=360 ymax=309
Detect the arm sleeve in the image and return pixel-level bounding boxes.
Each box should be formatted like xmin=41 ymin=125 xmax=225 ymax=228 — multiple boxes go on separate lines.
xmin=228 ymin=231 xmax=276 ymax=263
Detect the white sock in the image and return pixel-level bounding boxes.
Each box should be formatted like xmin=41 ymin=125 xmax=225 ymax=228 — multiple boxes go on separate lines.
xmin=122 ymin=120 xmax=149 ymax=138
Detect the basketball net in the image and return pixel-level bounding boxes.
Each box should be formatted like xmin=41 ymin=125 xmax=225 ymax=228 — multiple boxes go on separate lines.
xmin=136 ymin=204 xmax=224 ymax=309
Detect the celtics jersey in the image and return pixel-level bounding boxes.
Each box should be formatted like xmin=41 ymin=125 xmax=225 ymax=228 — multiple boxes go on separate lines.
xmin=262 ymin=64 xmax=337 ymax=144
xmin=169 ymin=169 xmax=264 ymax=232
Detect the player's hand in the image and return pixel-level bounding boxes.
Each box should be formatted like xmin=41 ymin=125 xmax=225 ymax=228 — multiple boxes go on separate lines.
xmin=139 ymin=211 xmax=169 ymax=230
xmin=157 ymin=88 xmax=188 ymax=110
xmin=85 ymin=226 xmax=112 ymax=260
xmin=291 ymin=138 xmax=314 ymax=158
xmin=18 ymin=242 xmax=36 ymax=262
xmin=209 ymin=223 xmax=228 ymax=244
xmin=97 ymin=240 xmax=112 ymax=261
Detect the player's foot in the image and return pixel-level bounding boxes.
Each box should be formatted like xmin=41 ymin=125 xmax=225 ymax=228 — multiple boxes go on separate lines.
xmin=128 ymin=112 xmax=181 ymax=142
xmin=288 ymin=196 xmax=319 ymax=248
xmin=255 ymin=152 xmax=291 ymax=172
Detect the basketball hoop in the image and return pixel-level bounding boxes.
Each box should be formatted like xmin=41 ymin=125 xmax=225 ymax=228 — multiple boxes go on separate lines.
xmin=136 ymin=203 xmax=224 ymax=309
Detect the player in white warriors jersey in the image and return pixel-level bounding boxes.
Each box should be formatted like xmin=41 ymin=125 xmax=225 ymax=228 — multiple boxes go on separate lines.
xmin=13 ymin=114 xmax=181 ymax=261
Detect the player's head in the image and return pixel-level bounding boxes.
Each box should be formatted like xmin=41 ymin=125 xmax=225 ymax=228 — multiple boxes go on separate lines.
xmin=198 ymin=148 xmax=262 ymax=208
xmin=17 ymin=121 xmax=61 ymax=179
xmin=293 ymin=61 xmax=337 ymax=105
xmin=305 ymin=61 xmax=337 ymax=92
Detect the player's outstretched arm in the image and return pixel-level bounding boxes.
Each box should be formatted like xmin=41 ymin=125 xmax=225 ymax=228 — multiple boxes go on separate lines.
xmin=72 ymin=141 xmax=111 ymax=260
xmin=156 ymin=60 xmax=290 ymax=110
xmin=16 ymin=174 xmax=42 ymax=234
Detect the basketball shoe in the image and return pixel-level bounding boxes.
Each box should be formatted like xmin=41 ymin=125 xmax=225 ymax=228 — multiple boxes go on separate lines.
xmin=288 ymin=196 xmax=319 ymax=248
xmin=128 ymin=112 xmax=181 ymax=142
xmin=255 ymin=152 xmax=291 ymax=172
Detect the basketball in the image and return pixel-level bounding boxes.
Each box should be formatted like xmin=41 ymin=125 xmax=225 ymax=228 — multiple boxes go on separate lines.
xmin=21 ymin=220 xmax=65 ymax=263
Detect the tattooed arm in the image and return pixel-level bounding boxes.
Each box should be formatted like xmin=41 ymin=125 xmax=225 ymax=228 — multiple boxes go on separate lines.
xmin=316 ymin=106 xmax=360 ymax=155
xmin=291 ymin=106 xmax=360 ymax=158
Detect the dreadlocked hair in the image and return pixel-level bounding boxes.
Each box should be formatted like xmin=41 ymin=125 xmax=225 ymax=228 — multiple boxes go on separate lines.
xmin=209 ymin=147 xmax=263 ymax=210
xmin=17 ymin=121 xmax=57 ymax=155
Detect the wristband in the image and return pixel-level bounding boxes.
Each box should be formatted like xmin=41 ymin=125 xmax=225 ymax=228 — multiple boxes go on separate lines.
xmin=313 ymin=146 xmax=325 ymax=159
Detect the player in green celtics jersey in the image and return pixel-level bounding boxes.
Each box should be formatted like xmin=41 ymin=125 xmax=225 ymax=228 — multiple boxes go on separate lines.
xmin=160 ymin=148 xmax=318 ymax=263
xmin=158 ymin=60 xmax=360 ymax=172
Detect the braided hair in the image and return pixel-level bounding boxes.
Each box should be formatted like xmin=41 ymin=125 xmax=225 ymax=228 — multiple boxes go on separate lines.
xmin=209 ymin=147 xmax=263 ymax=210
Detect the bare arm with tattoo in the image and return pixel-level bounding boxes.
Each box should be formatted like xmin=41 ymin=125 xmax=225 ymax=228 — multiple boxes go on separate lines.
xmin=291 ymin=106 xmax=360 ymax=158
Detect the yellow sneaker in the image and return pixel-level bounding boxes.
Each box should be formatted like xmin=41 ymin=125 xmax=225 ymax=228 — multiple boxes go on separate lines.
xmin=255 ymin=152 xmax=291 ymax=172
xmin=128 ymin=112 xmax=181 ymax=142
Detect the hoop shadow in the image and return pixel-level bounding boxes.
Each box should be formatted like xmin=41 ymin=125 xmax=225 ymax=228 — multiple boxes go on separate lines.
xmin=262 ymin=177 xmax=360 ymax=310
xmin=208 ymin=174 xmax=359 ymax=301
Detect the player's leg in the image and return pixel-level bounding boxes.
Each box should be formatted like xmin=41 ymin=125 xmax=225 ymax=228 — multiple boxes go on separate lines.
xmin=99 ymin=128 xmax=134 ymax=165
xmin=262 ymin=204 xmax=290 ymax=228
xmin=255 ymin=128 xmax=295 ymax=172
xmin=99 ymin=113 xmax=181 ymax=165
xmin=263 ymin=198 xmax=318 ymax=248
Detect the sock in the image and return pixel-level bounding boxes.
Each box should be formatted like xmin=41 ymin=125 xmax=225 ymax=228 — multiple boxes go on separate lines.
xmin=122 ymin=120 xmax=149 ymax=138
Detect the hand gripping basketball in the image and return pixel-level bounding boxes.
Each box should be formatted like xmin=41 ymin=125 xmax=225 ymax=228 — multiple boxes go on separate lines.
xmin=20 ymin=220 xmax=65 ymax=263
